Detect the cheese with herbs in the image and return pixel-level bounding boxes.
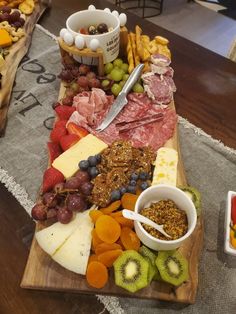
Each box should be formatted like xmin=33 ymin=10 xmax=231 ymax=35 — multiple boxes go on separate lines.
xmin=152 ymin=147 xmax=178 ymax=186
xmin=52 ymin=134 xmax=108 ymax=178
xmin=52 ymin=210 xmax=93 ymax=275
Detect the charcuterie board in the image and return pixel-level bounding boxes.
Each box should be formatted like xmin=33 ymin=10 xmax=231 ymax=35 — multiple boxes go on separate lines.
xmin=0 ymin=0 xmax=48 ymax=135
xmin=21 ymin=7 xmax=203 ymax=304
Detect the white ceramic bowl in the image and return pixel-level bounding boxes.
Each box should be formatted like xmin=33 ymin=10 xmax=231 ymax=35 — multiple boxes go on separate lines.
xmin=134 ymin=184 xmax=197 ymax=251
xmin=66 ymin=10 xmax=120 ymax=63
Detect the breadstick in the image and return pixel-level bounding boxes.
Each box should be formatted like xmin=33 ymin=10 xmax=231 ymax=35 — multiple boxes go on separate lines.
xmin=127 ymin=34 xmax=134 ymax=74
xmin=130 ymin=32 xmax=140 ymax=67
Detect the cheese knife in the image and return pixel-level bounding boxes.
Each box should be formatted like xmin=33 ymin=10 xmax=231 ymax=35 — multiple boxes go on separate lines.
xmin=96 ymin=63 xmax=144 ymax=132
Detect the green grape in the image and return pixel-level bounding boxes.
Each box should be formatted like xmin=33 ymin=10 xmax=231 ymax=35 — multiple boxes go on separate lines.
xmin=110 ymin=69 xmax=124 ymax=82
xmin=132 ymin=83 xmax=144 ymax=93
xmin=123 ymin=73 xmax=129 ymax=81
xmin=113 ymin=58 xmax=123 ymax=68
xmin=104 ymin=62 xmax=113 ymax=74
xmin=121 ymin=63 xmax=129 ymax=73
xmin=111 ymin=83 xmax=122 ymax=96
xmin=119 ymin=80 xmax=126 ymax=88
xmin=101 ymin=79 xmax=110 ymax=88
xmin=107 ymin=73 xmax=112 ymax=80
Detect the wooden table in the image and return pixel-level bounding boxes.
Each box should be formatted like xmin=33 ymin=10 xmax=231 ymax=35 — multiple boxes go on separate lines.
xmin=1 ymin=0 xmax=236 ymax=313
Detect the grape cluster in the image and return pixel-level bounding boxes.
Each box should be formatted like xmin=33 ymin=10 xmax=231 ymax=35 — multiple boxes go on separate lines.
xmin=101 ymin=58 xmax=144 ymax=96
xmin=79 ymin=154 xmax=101 ymax=179
xmin=0 ymin=7 xmax=25 ymax=28
xmin=31 ymin=170 xmax=94 ymax=224
xmin=58 ymin=62 xmax=100 ymax=104
xmin=110 ymin=171 xmax=151 ymax=202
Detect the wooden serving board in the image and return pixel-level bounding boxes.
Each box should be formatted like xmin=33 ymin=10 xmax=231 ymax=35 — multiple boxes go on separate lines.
xmin=21 ymin=82 xmax=203 ymax=303
xmin=0 ymin=0 xmax=48 ymax=136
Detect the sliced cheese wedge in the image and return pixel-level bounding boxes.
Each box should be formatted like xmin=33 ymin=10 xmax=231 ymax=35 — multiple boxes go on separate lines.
xmin=52 ymin=134 xmax=108 ymax=179
xmin=152 ymin=147 xmax=178 ymax=186
xmin=35 ymin=214 xmax=80 ymax=256
xmin=52 ymin=210 xmax=93 ymax=275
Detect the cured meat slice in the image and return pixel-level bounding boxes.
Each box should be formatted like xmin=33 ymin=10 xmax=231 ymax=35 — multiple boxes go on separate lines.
xmin=143 ymin=74 xmax=173 ymax=105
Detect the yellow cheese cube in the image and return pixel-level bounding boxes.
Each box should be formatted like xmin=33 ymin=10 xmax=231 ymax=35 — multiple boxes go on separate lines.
xmin=152 ymin=147 xmax=178 ymax=186
xmin=52 ymin=134 xmax=108 ymax=179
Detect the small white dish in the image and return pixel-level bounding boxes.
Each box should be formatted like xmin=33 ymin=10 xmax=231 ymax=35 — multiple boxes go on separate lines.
xmin=224 ymin=191 xmax=236 ymax=256
xmin=134 ymin=184 xmax=197 ymax=251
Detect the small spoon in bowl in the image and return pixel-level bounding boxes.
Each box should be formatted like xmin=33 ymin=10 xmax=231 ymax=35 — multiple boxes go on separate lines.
xmin=122 ymin=209 xmax=171 ymax=239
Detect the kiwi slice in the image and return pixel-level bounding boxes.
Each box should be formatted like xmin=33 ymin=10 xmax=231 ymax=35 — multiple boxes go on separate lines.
xmin=179 ymin=186 xmax=202 ymax=216
xmin=139 ymin=246 xmax=161 ymax=282
xmin=113 ymin=250 xmax=149 ymax=293
xmin=155 ymin=250 xmax=189 ymax=286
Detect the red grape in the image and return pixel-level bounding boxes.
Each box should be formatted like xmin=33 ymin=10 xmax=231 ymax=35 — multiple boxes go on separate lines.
xmin=79 ymin=64 xmax=90 ymax=75
xmin=58 ymin=69 xmax=74 ymax=82
xmin=80 ymin=182 xmax=93 ymax=196
xmin=67 ymin=194 xmax=87 ymax=211
xmin=42 ymin=192 xmax=57 ymax=208
xmin=88 ymin=78 xmax=101 ymax=88
xmin=1 ymin=6 xmax=11 ymax=13
xmin=62 ymin=95 xmax=73 ymax=106
xmin=47 ymin=208 xmax=58 ymax=219
xmin=57 ymin=207 xmax=73 ymax=224
xmin=75 ymin=170 xmax=90 ymax=184
xmin=77 ymin=76 xmax=89 ymax=88
xmin=64 ymin=177 xmax=81 ymax=189
xmin=54 ymin=182 xmax=65 ymax=193
xmin=71 ymin=67 xmax=80 ymax=77
xmin=31 ymin=204 xmax=47 ymax=221
xmin=86 ymin=72 xmax=96 ymax=80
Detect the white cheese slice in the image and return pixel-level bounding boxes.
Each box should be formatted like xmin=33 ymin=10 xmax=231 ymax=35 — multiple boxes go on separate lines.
xmin=35 ymin=214 xmax=80 ymax=256
xmin=152 ymin=147 xmax=178 ymax=186
xmin=52 ymin=134 xmax=108 ymax=179
xmin=52 ymin=210 xmax=94 ymax=275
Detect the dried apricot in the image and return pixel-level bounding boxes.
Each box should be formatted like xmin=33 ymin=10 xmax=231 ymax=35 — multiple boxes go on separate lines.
xmin=100 ymin=200 xmax=121 ymax=214
xmin=89 ymin=209 xmax=103 ymax=223
xmin=121 ymin=193 xmax=139 ymax=211
xmin=95 ymin=215 xmax=121 ymax=244
xmin=114 ymin=216 xmax=134 ymax=228
xmin=86 ymin=261 xmax=108 ymax=288
xmin=97 ymin=249 xmax=123 ymax=267
xmin=120 ymin=227 xmax=140 ymax=251
xmin=109 ymin=211 xmax=123 ymax=218
xmin=91 ymin=229 xmax=103 ymax=251
xmin=95 ymin=242 xmax=122 ymax=255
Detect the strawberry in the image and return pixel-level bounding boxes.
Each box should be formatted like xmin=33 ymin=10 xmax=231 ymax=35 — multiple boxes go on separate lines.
xmin=42 ymin=167 xmax=64 ymax=193
xmin=232 ymin=196 xmax=236 ymax=225
xmin=67 ymin=122 xmax=89 ymax=138
xmin=50 ymin=126 xmax=67 ymax=143
xmin=47 ymin=142 xmax=62 ymax=164
xmin=55 ymin=105 xmax=75 ymax=120
xmin=54 ymin=119 xmax=68 ymax=129
xmin=60 ymin=134 xmax=80 ymax=151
